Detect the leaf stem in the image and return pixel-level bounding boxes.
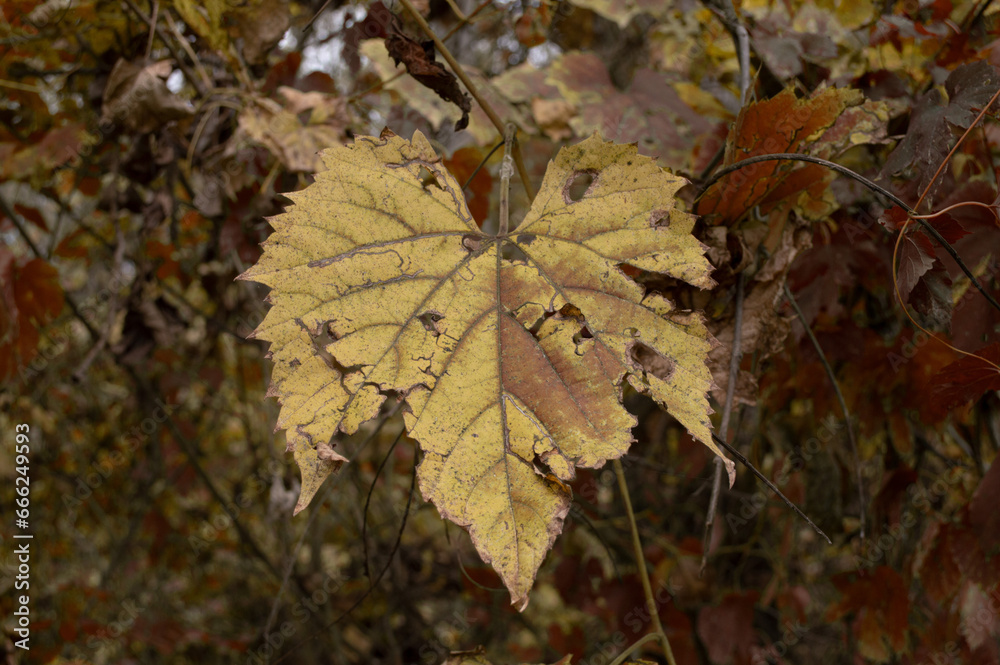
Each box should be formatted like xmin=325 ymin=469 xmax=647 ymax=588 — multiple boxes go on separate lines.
xmin=396 ymin=0 xmax=535 ymax=201
xmin=499 ymin=124 xmax=515 ymax=235
xmin=613 ymin=459 xmax=677 ymax=665
xmin=695 ymin=152 xmax=1000 ymax=316
xmin=783 ymin=282 xmax=866 ymax=540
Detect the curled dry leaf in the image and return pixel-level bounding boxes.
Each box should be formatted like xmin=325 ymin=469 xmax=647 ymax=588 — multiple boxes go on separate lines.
xmin=101 ymin=59 xmax=195 ymax=134
xmin=384 ymin=28 xmax=471 ymax=131
xmin=239 ymin=130 xmax=731 ymax=608
xmin=237 ymin=95 xmax=349 ymax=172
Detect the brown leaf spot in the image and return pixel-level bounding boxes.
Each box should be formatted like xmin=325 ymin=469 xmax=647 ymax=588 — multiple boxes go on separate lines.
xmin=649 ymin=209 xmax=671 ymax=228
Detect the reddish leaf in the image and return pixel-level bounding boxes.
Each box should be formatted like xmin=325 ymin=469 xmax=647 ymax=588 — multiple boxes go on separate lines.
xmin=913 ymin=521 xmax=963 ymax=605
xmin=696 ymin=591 xmax=759 ymax=665
xmin=969 ymin=459 xmax=1000 ymax=557
xmin=697 ymin=88 xmax=862 ymax=225
xmin=883 ymin=60 xmax=1000 ymax=193
xmin=827 ymin=567 xmax=910 ymax=661
xmin=897 ymin=233 xmax=936 ymax=302
xmin=13 ymin=203 xmax=47 ymax=231
xmin=443 ymin=146 xmax=493 ymax=227
xmin=0 ymin=254 xmax=64 ymax=382
xmin=930 ymin=342 xmax=1000 ymax=412
xmin=54 ymin=228 xmax=90 ymax=259
xmin=928 ymin=212 xmax=970 ymax=243
xmin=0 ymin=123 xmax=87 ymax=181
xmin=515 ymin=5 xmax=549 ymax=47
xmin=879 ymin=205 xmax=910 ymax=232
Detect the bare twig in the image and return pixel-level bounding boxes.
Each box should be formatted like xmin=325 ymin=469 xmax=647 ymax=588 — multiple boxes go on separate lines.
xmin=703 ymin=0 xmax=752 ymax=104
xmin=711 ymin=433 xmax=832 ymax=544
xmin=163 ymin=10 xmax=213 ymax=91
xmin=702 ymin=271 xmax=745 ymax=572
xmin=121 ymin=0 xmax=207 ymax=96
xmin=783 ymin=283 xmax=865 ymax=540
xmin=614 ymin=459 xmax=678 ymax=665
xmin=145 ymin=0 xmax=158 ymax=58
xmin=362 ymin=427 xmax=406 ymax=584
xmin=498 ymin=124 xmax=516 ymax=235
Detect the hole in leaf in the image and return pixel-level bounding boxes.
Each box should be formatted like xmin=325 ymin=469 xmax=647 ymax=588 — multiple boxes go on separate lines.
xmin=418 ymin=165 xmax=442 ymax=190
xmin=504 ymin=243 xmax=529 ymax=263
xmin=462 ymin=234 xmax=482 ymax=252
xmin=571 ymin=326 xmax=593 ymax=345
xmin=516 ymin=233 xmax=536 ymax=246
xmin=630 ymin=342 xmax=675 ymax=382
xmin=563 ymin=170 xmax=597 ymax=203
xmin=418 ymin=311 xmax=444 ymax=336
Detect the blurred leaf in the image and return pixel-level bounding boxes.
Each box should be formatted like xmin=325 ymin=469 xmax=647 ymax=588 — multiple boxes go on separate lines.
xmin=100 ymin=59 xmax=195 ymax=134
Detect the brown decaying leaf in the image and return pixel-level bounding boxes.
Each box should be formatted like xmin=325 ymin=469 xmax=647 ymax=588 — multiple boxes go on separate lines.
xmin=827 ymin=567 xmax=910 ymax=662
xmin=697 ymin=87 xmax=862 ymax=225
xmin=384 ymin=28 xmax=471 ymax=131
xmin=0 ymin=254 xmax=64 ymax=382
xmin=236 ymin=0 xmax=290 ymax=65
xmin=929 ymin=342 xmax=1000 ymax=413
xmin=100 ymin=59 xmax=195 ymax=134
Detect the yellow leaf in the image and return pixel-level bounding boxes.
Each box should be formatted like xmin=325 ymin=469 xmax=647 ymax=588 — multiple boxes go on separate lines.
xmin=239 ymin=130 xmax=731 ymax=608
xmin=172 ymin=0 xmax=228 ymax=52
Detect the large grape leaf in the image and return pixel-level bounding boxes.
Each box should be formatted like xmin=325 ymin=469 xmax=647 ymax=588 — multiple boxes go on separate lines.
xmin=239 ymin=129 xmax=732 ymax=608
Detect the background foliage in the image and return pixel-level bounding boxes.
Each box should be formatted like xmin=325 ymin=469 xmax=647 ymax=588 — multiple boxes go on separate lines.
xmin=1 ymin=0 xmax=1000 ymax=663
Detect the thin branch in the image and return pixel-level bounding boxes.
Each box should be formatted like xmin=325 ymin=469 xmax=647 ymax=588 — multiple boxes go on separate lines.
xmin=783 ymin=283 xmax=865 ymax=540
xmin=613 ymin=459 xmax=678 ymax=665
xmin=442 ymin=0 xmax=495 ymax=41
xmin=262 ymin=401 xmax=402 ymax=642
xmin=144 ymin=0 xmax=158 ymax=58
xmin=462 ymin=138 xmax=505 ymax=191
xmin=695 ymin=153 xmax=906 ymax=209
xmin=0 ymin=190 xmax=99 ymax=341
xmin=498 ymin=124 xmax=515 ymax=235
xmin=702 ymin=271 xmax=745 ymax=572
xmin=711 ymin=433 xmax=832 ymax=544
xmin=121 ymin=0 xmax=206 ymax=96
xmin=362 ymin=427 xmax=406 ymax=585
xmin=695 ymin=152 xmax=1000 ymax=316
xmin=703 ymin=0 xmax=751 ymax=104
xmin=396 ymin=0 xmax=535 ymax=201
xmin=611 ymin=633 xmax=663 ymax=665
